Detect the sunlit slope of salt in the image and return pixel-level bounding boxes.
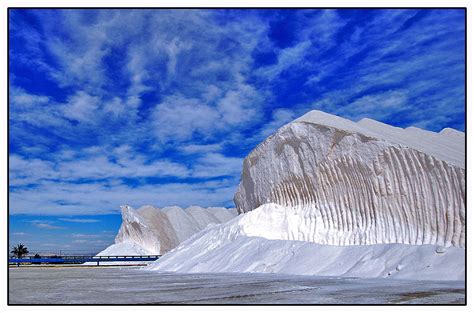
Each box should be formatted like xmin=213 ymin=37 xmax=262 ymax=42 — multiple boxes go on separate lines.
xmin=206 ymin=207 xmax=239 ymax=222
xmin=82 ymin=241 xmax=156 ymax=266
xmin=161 ymin=206 xmax=202 ymax=242
xmin=98 ymin=205 xmax=237 ymax=256
xmin=149 ymin=203 xmax=464 ymax=281
xmin=97 ymin=241 xmax=153 ymax=256
xmin=186 ymin=206 xmax=222 ymax=229
xmin=234 ymin=110 xmax=465 ymax=247
xmin=297 ymin=110 xmax=464 ymax=167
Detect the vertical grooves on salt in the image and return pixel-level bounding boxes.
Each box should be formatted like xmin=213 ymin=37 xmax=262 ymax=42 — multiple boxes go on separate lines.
xmin=235 ymin=122 xmax=465 ymax=248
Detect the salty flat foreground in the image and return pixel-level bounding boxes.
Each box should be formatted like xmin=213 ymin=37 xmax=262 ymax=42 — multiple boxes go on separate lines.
xmin=9 ymin=267 xmax=465 ymax=304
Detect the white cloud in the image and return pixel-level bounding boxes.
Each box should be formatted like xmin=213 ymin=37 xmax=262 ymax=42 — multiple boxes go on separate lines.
xmin=103 ymin=97 xmax=128 ymax=118
xmin=10 ymin=88 xmax=68 ymax=130
xmin=192 ymin=153 xmax=243 ymax=178
xmin=59 ymin=218 xmax=100 ymax=223
xmin=179 ymin=144 xmax=222 ymax=154
xmin=152 ymin=82 xmax=265 ymax=144
xmin=71 ymin=234 xmax=101 ymax=238
xmin=9 ymin=155 xmax=56 ymax=186
xmin=72 ymin=239 xmax=108 ymax=244
xmin=340 ymin=90 xmax=409 ymax=121
xmin=152 ymin=95 xmax=220 ymax=143
xmin=256 ymin=10 xmax=346 ymax=82
xmin=303 ymin=9 xmax=346 ymax=47
xmin=10 ymin=87 xmax=49 ymax=108
xmin=59 ymin=153 xmax=191 ymax=180
xmin=256 ymin=40 xmax=311 ymax=80
xmin=166 ymin=37 xmax=193 ymax=78
xmin=62 ymin=91 xmax=101 ymax=123
xmin=33 ymin=223 xmax=64 ymax=230
xmin=217 ymin=83 xmax=264 ymax=126
xmin=33 ymin=10 xmax=116 ymax=91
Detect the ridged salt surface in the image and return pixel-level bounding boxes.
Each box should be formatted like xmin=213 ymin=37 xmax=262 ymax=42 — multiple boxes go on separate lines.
xmin=234 ymin=110 xmax=465 ymax=247
xmin=149 ymin=203 xmax=465 ymax=281
xmin=98 ymin=205 xmax=237 ymax=256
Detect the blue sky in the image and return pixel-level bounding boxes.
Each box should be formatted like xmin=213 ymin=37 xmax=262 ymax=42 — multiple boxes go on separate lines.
xmin=9 ymin=9 xmax=465 ymax=253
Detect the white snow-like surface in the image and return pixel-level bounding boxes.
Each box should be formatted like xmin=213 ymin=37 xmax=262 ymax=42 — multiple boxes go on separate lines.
xmin=97 ymin=242 xmax=153 ymax=256
xmin=235 ymin=110 xmax=465 ymax=247
xmin=296 ymin=110 xmax=464 ymax=167
xmin=149 ymin=203 xmax=465 ymax=281
xmin=161 ymin=206 xmax=202 ymax=242
xmin=186 ymin=206 xmax=221 ymax=229
xmin=86 ymin=242 xmax=155 ymax=265
xmin=97 ymin=205 xmax=237 ymax=256
xmin=206 ymin=207 xmax=239 ymax=222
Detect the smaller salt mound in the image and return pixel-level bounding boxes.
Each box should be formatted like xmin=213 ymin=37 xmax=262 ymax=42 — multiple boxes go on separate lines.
xmin=97 ymin=205 xmax=237 ymax=257
xmin=148 ymin=203 xmax=465 ymax=280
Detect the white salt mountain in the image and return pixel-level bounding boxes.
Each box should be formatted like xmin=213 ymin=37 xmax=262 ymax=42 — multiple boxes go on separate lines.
xmin=150 ymin=110 xmax=465 ymax=280
xmin=97 ymin=205 xmax=237 ymax=256
xmin=235 ymin=110 xmax=465 ymax=247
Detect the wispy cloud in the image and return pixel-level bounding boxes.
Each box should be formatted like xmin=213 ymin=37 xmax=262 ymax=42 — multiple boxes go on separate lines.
xmin=192 ymin=153 xmax=243 ymax=179
xmin=59 ymin=218 xmax=100 ymax=223
xmin=255 ymin=40 xmax=311 ymax=80
xmin=337 ymin=90 xmax=409 ymax=121
xmin=179 ymin=144 xmax=222 ymax=154
xmin=71 ymin=234 xmax=101 ymax=238
xmin=72 ymin=239 xmax=109 ymax=245
xmin=33 ymin=223 xmax=64 ymax=230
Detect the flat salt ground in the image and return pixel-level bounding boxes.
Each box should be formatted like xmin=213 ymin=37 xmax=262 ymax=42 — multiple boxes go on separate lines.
xmin=9 ymin=267 xmax=464 ymax=304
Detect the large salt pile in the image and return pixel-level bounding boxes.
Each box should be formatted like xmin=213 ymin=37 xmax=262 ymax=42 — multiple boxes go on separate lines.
xmin=235 ymin=110 xmax=465 ymax=247
xmin=149 ymin=110 xmax=465 ymax=280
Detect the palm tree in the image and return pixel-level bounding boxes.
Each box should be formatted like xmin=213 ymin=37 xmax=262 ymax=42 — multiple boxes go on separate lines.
xmin=11 ymin=243 xmax=29 ymax=258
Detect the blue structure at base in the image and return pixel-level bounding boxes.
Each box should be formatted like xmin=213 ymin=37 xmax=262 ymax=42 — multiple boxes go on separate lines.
xmin=9 ymin=255 xmax=161 ymax=265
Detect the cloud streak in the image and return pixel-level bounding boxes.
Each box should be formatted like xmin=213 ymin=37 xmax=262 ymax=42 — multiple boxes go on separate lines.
xmin=60 ymin=218 xmax=100 ymax=223
xmin=33 ymin=223 xmax=64 ymax=230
